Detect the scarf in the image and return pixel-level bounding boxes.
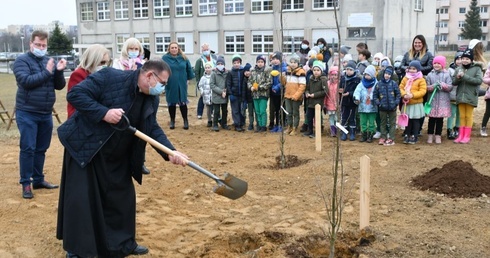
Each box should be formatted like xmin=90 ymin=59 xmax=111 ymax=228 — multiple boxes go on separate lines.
xmin=120 ymin=57 xmax=142 ymax=70
xmin=404 ymin=71 xmax=423 ymax=93
xmin=362 ymin=77 xmax=377 ymax=89
xmin=344 ymin=71 xmax=358 ymax=81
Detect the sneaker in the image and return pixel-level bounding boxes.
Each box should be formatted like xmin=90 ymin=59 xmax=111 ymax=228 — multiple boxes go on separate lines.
xmin=197 ymin=115 xmax=202 ymax=119
xmin=408 ymin=135 xmax=417 ymax=145
xmin=481 ymin=127 xmax=488 ymax=137
xmin=378 ymin=138 xmax=385 ymax=145
xmin=247 ymin=124 xmax=254 ymax=131
xmin=373 ymin=131 xmax=381 ymax=139
xmin=435 ymin=135 xmax=442 ymax=144
xmin=207 ymin=121 xmax=212 ymax=127
xmin=384 ymin=139 xmax=395 ymax=146
xmin=403 ymin=135 xmax=409 ymax=144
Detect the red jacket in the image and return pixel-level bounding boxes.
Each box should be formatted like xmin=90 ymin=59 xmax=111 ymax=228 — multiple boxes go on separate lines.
xmin=67 ymin=68 xmax=90 ymax=118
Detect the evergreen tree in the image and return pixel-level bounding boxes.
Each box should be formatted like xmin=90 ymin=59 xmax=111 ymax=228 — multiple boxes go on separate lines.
xmin=460 ymin=0 xmax=482 ymax=40
xmin=48 ymin=23 xmax=73 ymax=55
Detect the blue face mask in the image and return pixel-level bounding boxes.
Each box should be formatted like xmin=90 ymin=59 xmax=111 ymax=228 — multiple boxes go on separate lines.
xmin=149 ymin=81 xmax=165 ymax=95
xmin=202 ymin=50 xmax=210 ymax=56
xmin=128 ymin=51 xmax=139 ymax=59
xmin=318 ymin=44 xmax=324 ymax=48
xmin=32 ymin=47 xmax=47 ymax=58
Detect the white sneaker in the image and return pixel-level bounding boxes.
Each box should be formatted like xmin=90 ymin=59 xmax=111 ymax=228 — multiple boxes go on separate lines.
xmin=481 ymin=127 xmax=488 ymax=137
xmin=373 ymin=131 xmax=381 ymax=139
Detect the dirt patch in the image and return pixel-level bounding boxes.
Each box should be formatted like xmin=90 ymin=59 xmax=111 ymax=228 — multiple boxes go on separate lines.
xmin=273 ymin=155 xmax=310 ymax=169
xmin=411 ymin=160 xmax=490 ymax=198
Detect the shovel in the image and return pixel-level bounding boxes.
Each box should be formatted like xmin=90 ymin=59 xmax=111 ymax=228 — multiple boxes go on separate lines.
xmin=398 ymin=100 xmax=409 ymax=127
xmin=424 ymin=84 xmax=439 ymax=115
xmin=113 ymin=115 xmax=248 ymax=200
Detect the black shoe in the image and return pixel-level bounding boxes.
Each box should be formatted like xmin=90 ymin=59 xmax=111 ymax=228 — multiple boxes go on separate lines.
xmin=142 ymin=165 xmax=150 ymax=175
xmin=183 ymin=120 xmax=189 ymax=130
xmin=236 ymin=126 xmax=244 ymax=132
xmin=222 ymin=125 xmax=230 ymax=130
xmin=131 ymin=245 xmax=149 ymax=255
xmin=248 ymin=124 xmax=254 ymax=131
xmin=32 ymin=181 xmax=59 ymax=190
xmin=169 ymin=120 xmax=175 ymax=130
xmin=22 ymin=185 xmax=33 ymax=199
xmin=300 ymin=124 xmax=308 ymax=132
xmin=66 ymin=252 xmax=81 ymax=258
xmin=207 ymin=121 xmax=212 ymax=127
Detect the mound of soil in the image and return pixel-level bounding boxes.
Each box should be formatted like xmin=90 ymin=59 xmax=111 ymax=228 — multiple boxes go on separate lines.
xmin=411 ymin=160 xmax=490 ymax=198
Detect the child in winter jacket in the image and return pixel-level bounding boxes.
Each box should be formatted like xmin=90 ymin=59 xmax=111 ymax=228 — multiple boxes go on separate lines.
xmin=339 ymin=60 xmax=361 ymax=141
xmin=198 ymin=61 xmax=214 ymax=127
xmin=210 ymin=56 xmax=230 ymax=132
xmin=324 ymin=66 xmax=339 ymax=136
xmin=447 ymin=51 xmax=463 ymax=139
xmin=452 ymin=48 xmax=483 ymax=144
xmin=226 ymin=54 xmax=246 ymax=132
xmin=373 ymin=66 xmax=401 ymax=146
xmin=399 ymin=60 xmax=427 ymax=144
xmin=425 ymin=56 xmax=453 ymax=144
xmin=354 ymin=65 xmax=378 ymax=143
xmin=269 ymin=51 xmax=287 ymax=132
xmin=248 ymin=55 xmax=272 ymax=132
xmin=283 ymin=54 xmax=306 ymax=135
xmin=303 ymin=61 xmax=327 ymax=138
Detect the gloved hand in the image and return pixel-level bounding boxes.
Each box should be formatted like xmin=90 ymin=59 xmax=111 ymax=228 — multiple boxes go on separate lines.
xmin=271 ymin=70 xmax=280 ymax=77
xmin=433 ymin=82 xmax=441 ymax=90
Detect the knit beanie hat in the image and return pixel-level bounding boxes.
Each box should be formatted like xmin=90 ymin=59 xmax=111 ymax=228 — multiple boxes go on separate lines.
xmin=409 ymin=60 xmax=422 ymax=71
xmin=232 ymin=54 xmax=242 ymax=63
xmin=256 ymin=54 xmax=267 ymax=63
xmin=329 ymin=66 xmax=339 ymax=75
xmin=204 ymin=61 xmax=214 ymax=69
xmin=384 ymin=66 xmax=394 ymax=76
xmin=363 ymin=65 xmax=376 ymax=78
xmin=373 ymin=52 xmax=384 ymax=60
xmin=216 ymin=56 xmax=225 ymax=65
xmin=433 ymin=55 xmax=446 ymax=68
xmin=454 ymin=51 xmax=464 ymax=63
xmin=345 ymin=60 xmax=357 ymax=70
xmin=243 ymin=63 xmax=252 ymax=71
xmin=308 ymin=57 xmax=317 ymax=68
xmin=289 ymin=53 xmax=300 ymax=63
xmin=312 ymin=60 xmax=325 ymax=71
xmin=342 ymin=54 xmax=353 ymax=62
xmin=270 ymin=51 xmax=283 ymax=61
xmin=340 ymin=45 xmax=351 ymax=55
xmin=461 ymin=48 xmax=474 ymax=61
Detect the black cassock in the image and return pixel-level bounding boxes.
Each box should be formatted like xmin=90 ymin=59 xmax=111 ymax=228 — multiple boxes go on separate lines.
xmin=57 ymin=92 xmax=148 ymax=257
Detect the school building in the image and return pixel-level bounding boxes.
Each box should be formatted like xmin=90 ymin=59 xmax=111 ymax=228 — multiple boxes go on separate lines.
xmin=74 ymin=0 xmax=436 ymax=64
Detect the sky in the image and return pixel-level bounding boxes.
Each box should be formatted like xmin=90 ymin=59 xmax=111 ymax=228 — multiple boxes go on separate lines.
xmin=1 ymin=0 xmax=77 ymax=29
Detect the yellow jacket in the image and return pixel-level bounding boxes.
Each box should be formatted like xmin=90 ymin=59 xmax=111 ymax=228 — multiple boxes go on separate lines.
xmin=283 ymin=66 xmax=306 ymax=101
xmin=399 ymin=76 xmax=427 ymax=105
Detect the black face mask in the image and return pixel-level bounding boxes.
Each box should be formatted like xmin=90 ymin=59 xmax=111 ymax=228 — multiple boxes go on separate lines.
xmin=462 ymin=63 xmax=472 ymax=69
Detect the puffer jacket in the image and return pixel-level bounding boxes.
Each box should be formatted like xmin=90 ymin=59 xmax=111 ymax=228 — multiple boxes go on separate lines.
xmin=57 ymin=68 xmax=174 ymax=185
xmin=226 ymin=66 xmax=245 ymax=102
xmin=353 ymin=82 xmax=378 ymax=113
xmin=248 ymin=65 xmax=271 ymax=99
xmin=198 ymin=73 xmax=212 ymax=105
xmin=305 ymin=75 xmax=327 ymax=108
xmin=210 ymin=69 xmax=229 ymax=105
xmin=339 ymin=72 xmax=361 ymax=107
xmin=373 ymin=79 xmax=401 ymax=111
xmin=425 ymin=69 xmax=453 ymax=118
xmin=13 ymin=52 xmax=66 ymax=114
xmin=270 ymin=62 xmax=287 ymax=96
xmin=452 ymin=63 xmax=483 ymax=107
xmin=399 ymin=76 xmax=427 ymax=105
xmin=283 ymin=66 xmax=306 ymax=101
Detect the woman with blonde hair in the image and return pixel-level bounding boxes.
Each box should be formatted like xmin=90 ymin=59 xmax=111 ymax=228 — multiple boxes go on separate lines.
xmin=113 ymin=37 xmax=144 ymax=71
xmin=162 ymin=42 xmax=195 ymax=129
xmin=67 ymin=44 xmax=110 ymax=118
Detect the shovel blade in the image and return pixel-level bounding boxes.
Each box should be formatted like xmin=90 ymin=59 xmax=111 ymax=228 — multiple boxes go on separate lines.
xmin=424 ymin=103 xmax=432 ymax=115
xmin=212 ymin=173 xmax=248 ymax=200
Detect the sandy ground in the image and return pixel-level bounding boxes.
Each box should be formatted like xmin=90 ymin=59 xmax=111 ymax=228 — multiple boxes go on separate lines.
xmin=0 ymin=93 xmax=489 ymax=258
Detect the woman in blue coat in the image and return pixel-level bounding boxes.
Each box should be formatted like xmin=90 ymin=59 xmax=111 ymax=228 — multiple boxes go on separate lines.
xmin=162 ymin=42 xmax=195 ymax=129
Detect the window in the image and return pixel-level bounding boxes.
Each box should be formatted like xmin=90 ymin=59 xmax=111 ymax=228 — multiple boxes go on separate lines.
xmin=282 ymin=0 xmax=304 ymax=11
xmin=155 ymin=34 xmax=171 ymax=53
xmin=458 ymin=35 xmax=465 ymax=41
xmin=135 ymin=34 xmax=150 ymax=50
xmin=282 ymin=30 xmax=304 ymax=53
xmin=458 ymin=21 xmax=465 ymax=28
xmin=251 ymin=0 xmax=273 ymax=12
xmin=114 ymin=1 xmax=129 ymax=20
xmin=176 ymin=0 xmax=192 ymax=16
xmin=224 ymin=32 xmax=245 ymax=53
xmin=154 ymin=0 xmax=170 ymax=17
xmin=436 ymin=8 xmax=448 ymax=14
xmin=97 ymin=2 xmax=110 ymax=21
xmin=481 ymin=7 xmax=488 ymax=13
xmin=347 ymin=27 xmax=376 ymax=39
xmin=459 ymin=8 xmax=466 ymax=14
xmin=199 ymin=0 xmax=217 ymax=15
xmin=414 ymin=0 xmax=422 ymax=11
xmin=480 ymin=20 xmax=488 ymax=27
xmin=312 ymin=0 xmax=339 ymax=9
xmin=116 ymin=34 xmax=131 ymax=53
xmin=438 ymin=34 xmax=447 ymax=42
xmin=482 ymin=35 xmax=487 ymax=41
xmin=437 ymin=21 xmax=448 ymax=28
xmin=176 ymin=33 xmax=193 ymax=53
xmin=80 ymin=2 xmax=94 ymax=21
xmin=251 ymin=31 xmax=274 ymax=54
xmin=224 ymin=0 xmax=244 ymax=14
xmin=134 ymin=0 xmax=149 ymax=18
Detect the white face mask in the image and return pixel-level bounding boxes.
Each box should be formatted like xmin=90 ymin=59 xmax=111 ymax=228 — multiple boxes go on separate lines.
xmin=96 ymin=65 xmax=107 ymax=72
xmin=301 ymin=44 xmax=308 ymax=50
xmin=216 ymin=64 xmax=225 ymax=71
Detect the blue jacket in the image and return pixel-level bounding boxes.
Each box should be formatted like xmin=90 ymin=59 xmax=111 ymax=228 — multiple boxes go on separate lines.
xmin=226 ymin=66 xmax=245 ymax=102
xmin=162 ymin=53 xmax=195 ymax=104
xmin=13 ymin=52 xmax=66 ymax=114
xmin=270 ymin=62 xmax=287 ymax=96
xmin=373 ymin=79 xmax=401 ymax=111
xmin=339 ymin=73 xmax=361 ymax=107
xmin=57 ymin=68 xmax=175 ymax=184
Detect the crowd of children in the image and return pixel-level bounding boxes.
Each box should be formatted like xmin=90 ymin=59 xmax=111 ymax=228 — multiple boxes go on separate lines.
xmin=192 ymin=37 xmax=489 ymax=146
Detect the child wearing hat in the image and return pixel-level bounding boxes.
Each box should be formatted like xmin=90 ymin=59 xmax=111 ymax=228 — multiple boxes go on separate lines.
xmin=324 ymin=66 xmax=340 ymax=137
xmin=269 ymin=51 xmax=287 ymax=132
xmin=452 ymin=48 xmax=483 ymax=143
xmin=373 ymin=66 xmax=401 ymax=146
xmin=248 ymin=55 xmax=272 ymax=132
xmin=447 ymin=51 xmax=463 ymax=139
xmin=227 ymin=54 xmax=246 ymax=132
xmin=303 ymin=60 xmax=327 ymax=138
xmin=339 ymin=60 xmax=361 ymax=141
xmin=425 ymin=55 xmax=453 ymax=144
xmin=242 ymin=63 xmax=256 ymax=131
xmin=210 ymin=56 xmax=230 ymax=131
xmin=399 ymin=60 xmax=427 ymax=144
xmin=284 ymin=54 xmax=306 ymax=135
xmin=197 ymin=61 xmax=215 ymax=127
xmin=354 ymin=65 xmax=378 ymax=143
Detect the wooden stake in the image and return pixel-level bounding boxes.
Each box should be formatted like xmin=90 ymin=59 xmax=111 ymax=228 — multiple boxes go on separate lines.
xmin=315 ymin=104 xmax=321 ymax=152
xmin=360 ymin=155 xmax=370 ymax=229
